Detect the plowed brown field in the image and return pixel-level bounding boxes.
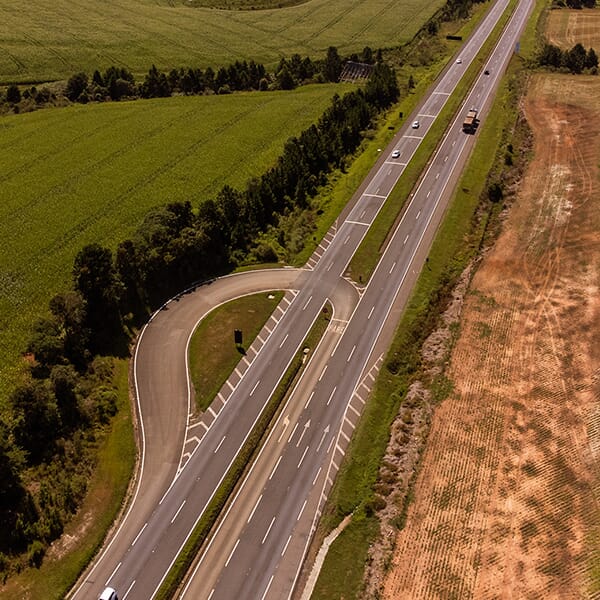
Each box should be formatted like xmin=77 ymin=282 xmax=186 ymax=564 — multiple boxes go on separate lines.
xmin=546 ymin=8 xmax=600 ymax=49
xmin=382 ymin=73 xmax=600 ymax=599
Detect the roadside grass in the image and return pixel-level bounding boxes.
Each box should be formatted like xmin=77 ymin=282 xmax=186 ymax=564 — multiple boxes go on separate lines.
xmin=520 ymin=0 xmax=548 ymax=59
xmin=156 ymin=303 xmax=332 ymax=600
xmin=189 ymin=291 xmax=284 ymax=412
xmin=312 ymin=513 xmax=379 ymax=600
xmin=0 ymin=0 xmax=445 ymax=84
xmin=311 ymin=42 xmax=525 ymax=600
xmin=0 ymin=84 xmax=340 ymax=405
xmin=2 ymin=359 xmax=135 ymax=600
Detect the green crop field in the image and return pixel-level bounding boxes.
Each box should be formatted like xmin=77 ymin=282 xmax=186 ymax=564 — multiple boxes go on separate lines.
xmin=0 ymin=0 xmax=446 ymax=84
xmin=0 ymin=83 xmax=342 ymax=403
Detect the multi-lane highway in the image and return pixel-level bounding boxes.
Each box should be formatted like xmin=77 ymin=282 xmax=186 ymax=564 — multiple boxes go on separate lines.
xmin=70 ymin=0 xmax=534 ymax=596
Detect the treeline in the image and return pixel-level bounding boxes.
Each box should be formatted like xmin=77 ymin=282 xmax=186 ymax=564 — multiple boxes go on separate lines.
xmin=0 ymin=63 xmax=399 ymax=574
xmin=2 ymin=45 xmax=379 ymax=110
xmin=537 ymin=41 xmax=598 ymax=73
xmin=553 ymin=0 xmax=595 ymax=8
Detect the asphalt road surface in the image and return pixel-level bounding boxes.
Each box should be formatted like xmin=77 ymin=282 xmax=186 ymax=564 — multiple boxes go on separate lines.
xmin=70 ymin=0 xmax=534 ymax=596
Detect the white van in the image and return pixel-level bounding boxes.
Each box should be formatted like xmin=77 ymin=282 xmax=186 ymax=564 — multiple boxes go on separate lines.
xmin=99 ymin=588 xmax=118 ymax=600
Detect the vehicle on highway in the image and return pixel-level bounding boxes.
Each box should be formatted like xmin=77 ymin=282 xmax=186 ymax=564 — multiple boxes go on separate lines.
xmin=462 ymin=108 xmax=478 ymax=133
xmin=99 ymin=588 xmax=118 ymax=600
xmin=456 ymin=58 xmax=462 ymax=63
xmin=411 ymin=120 xmax=420 ymax=129
xmin=392 ymin=149 xmax=400 ymax=158
xmin=484 ymin=69 xmax=490 ymax=75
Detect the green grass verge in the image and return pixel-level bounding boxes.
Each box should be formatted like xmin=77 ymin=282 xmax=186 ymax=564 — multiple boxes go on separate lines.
xmin=311 ymin=48 xmax=527 ymax=600
xmin=3 ymin=359 xmax=136 ymax=600
xmin=0 ymin=84 xmax=340 ymax=406
xmin=519 ymin=0 xmax=549 ymax=60
xmin=189 ymin=291 xmax=284 ymax=412
xmin=348 ymin=0 xmax=518 ymax=283
xmin=156 ymin=303 xmax=332 ymax=600
xmin=0 ymin=0 xmax=446 ymax=84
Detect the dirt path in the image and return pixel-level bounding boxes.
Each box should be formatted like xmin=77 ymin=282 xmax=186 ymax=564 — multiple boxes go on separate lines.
xmin=382 ymin=73 xmax=600 ymax=599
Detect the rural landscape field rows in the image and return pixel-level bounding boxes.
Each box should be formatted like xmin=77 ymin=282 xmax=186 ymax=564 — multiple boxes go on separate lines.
xmin=0 ymin=0 xmax=445 ymax=83
xmin=546 ymin=8 xmax=600 ymax=49
xmin=0 ymin=84 xmax=340 ymax=399
xmin=383 ymin=71 xmax=600 ymax=598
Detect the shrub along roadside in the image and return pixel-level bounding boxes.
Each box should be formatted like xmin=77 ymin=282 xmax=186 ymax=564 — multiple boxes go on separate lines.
xmin=155 ymin=304 xmax=332 ymax=600
xmin=310 ymin=57 xmax=530 ymax=600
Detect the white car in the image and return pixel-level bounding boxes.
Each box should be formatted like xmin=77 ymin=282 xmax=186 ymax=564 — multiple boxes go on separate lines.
xmin=392 ymin=149 xmax=400 ymax=158
xmin=411 ymin=120 xmax=420 ymax=129
xmin=99 ymin=588 xmax=118 ymax=600
xmin=456 ymin=58 xmax=462 ymax=64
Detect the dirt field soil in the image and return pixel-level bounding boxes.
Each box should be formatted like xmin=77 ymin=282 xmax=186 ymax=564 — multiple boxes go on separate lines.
xmin=546 ymin=8 xmax=600 ymax=50
xmin=382 ymin=73 xmax=600 ymax=599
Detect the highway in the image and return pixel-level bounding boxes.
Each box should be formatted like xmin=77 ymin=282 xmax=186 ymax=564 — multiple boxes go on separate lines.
xmin=70 ymin=0 xmax=534 ymax=596
xmin=178 ymin=0 xmax=535 ymax=597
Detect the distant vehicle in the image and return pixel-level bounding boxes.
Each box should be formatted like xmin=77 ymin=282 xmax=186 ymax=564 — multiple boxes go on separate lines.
xmin=411 ymin=120 xmax=420 ymax=129
xmin=462 ymin=108 xmax=478 ymax=133
xmin=99 ymin=588 xmax=118 ymax=600
xmin=392 ymin=149 xmax=400 ymax=158
xmin=456 ymin=58 xmax=462 ymax=64
xmin=484 ymin=69 xmax=490 ymax=75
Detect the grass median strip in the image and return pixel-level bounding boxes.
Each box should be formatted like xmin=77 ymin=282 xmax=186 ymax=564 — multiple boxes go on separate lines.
xmin=189 ymin=291 xmax=284 ymax=412
xmin=156 ymin=303 xmax=332 ymax=600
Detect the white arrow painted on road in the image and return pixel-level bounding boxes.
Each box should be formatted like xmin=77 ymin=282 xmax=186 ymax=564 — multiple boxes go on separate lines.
xmin=296 ymin=419 xmax=311 ymax=447
xmin=317 ymin=425 xmax=330 ymax=452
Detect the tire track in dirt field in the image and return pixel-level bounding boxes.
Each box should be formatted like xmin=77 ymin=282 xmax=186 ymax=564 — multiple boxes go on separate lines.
xmin=382 ymin=74 xmax=600 ymax=599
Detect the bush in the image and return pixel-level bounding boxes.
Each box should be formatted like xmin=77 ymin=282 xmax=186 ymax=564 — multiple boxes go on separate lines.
xmin=6 ymin=84 xmax=21 ymax=104
xmin=65 ymin=72 xmax=89 ymax=102
xmin=27 ymin=540 xmax=45 ymax=568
